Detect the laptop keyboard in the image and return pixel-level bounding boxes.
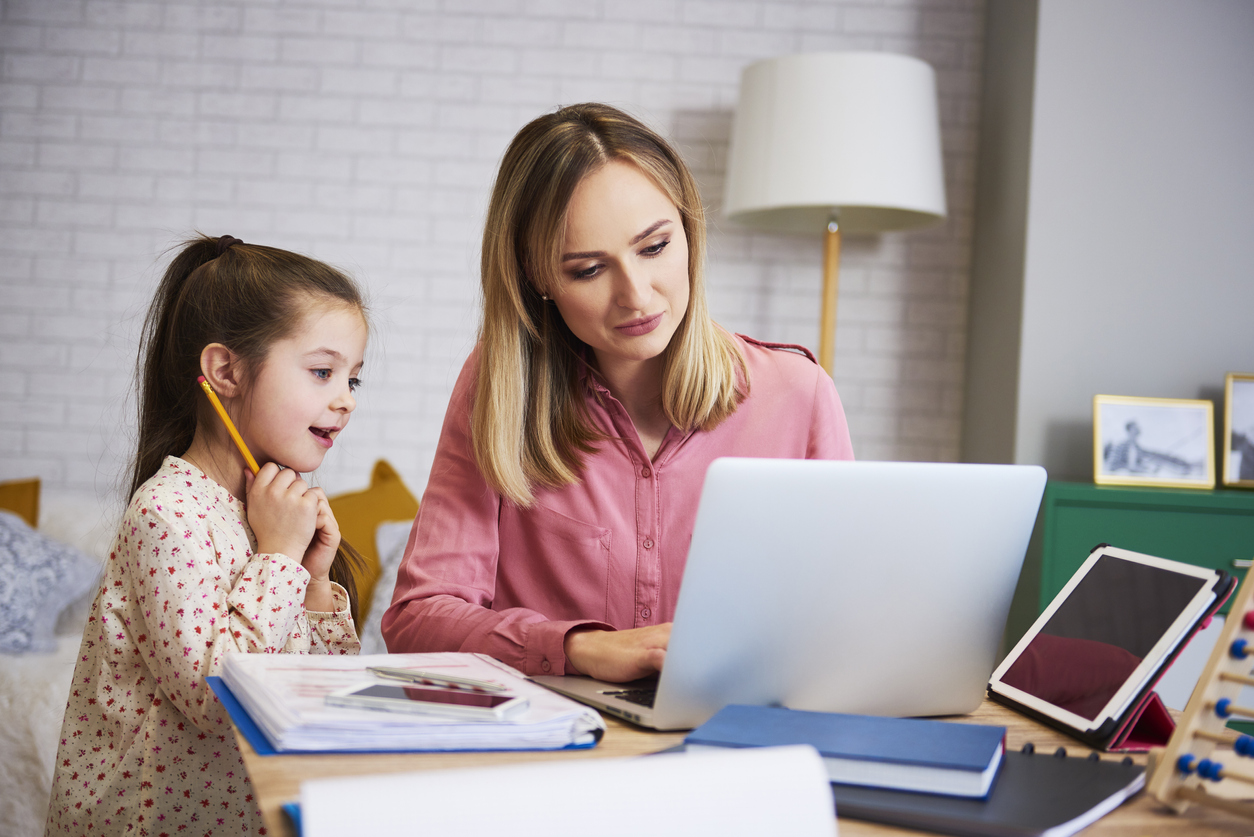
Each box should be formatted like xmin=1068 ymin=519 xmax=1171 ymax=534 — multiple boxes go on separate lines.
xmin=601 ymin=686 xmax=657 ymax=708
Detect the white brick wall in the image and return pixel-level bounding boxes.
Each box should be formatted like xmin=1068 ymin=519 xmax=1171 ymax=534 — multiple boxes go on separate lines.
xmin=1 ymin=0 xmax=985 ymax=505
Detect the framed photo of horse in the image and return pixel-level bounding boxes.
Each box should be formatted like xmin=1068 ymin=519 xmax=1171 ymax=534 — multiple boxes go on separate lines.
xmin=1223 ymin=373 xmax=1254 ymax=488
xmin=1093 ymin=395 xmax=1215 ymax=489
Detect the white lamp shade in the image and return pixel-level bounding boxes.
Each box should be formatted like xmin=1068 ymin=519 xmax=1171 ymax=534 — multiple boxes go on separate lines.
xmin=724 ymin=52 xmax=947 ymax=235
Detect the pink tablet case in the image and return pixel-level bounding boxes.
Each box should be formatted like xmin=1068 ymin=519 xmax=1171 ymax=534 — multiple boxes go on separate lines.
xmin=1106 ymin=690 xmax=1174 ymax=751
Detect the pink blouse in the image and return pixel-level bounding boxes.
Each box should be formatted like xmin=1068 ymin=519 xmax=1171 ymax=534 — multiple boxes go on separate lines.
xmin=382 ymin=335 xmax=854 ymax=676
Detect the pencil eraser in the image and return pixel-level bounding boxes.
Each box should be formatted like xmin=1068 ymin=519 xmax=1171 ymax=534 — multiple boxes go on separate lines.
xmin=197 ymin=376 xmax=206 ymax=383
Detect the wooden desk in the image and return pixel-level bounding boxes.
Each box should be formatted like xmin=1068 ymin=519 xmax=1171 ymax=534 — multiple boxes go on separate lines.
xmin=235 ymin=699 xmax=1254 ymax=836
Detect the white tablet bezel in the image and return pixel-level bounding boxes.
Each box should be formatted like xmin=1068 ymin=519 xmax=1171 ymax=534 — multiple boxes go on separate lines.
xmin=989 ymin=545 xmax=1220 ymax=734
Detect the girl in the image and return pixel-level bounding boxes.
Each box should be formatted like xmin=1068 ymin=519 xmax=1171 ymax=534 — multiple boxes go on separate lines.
xmin=382 ymin=104 xmax=854 ymax=683
xmin=45 ymin=235 xmax=366 ymax=836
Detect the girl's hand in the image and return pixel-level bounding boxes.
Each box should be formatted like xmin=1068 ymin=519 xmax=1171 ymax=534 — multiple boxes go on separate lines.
xmin=245 ymin=463 xmax=320 ymax=562
xmin=563 ymin=623 xmax=671 ymax=682
xmin=301 ymin=489 xmax=341 ymax=612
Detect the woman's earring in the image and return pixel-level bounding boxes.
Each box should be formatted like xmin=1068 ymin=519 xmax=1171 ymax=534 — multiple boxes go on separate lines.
xmin=541 ymin=294 xmax=550 ymax=301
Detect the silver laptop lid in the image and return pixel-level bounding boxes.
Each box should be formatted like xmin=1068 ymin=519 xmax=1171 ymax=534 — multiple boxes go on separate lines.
xmin=651 ymin=459 xmax=1046 ymax=730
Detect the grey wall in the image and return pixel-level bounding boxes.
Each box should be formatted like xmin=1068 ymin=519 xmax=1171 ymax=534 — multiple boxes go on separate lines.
xmin=961 ymin=0 xmax=1036 ymax=466
xmin=964 ymin=0 xmax=1254 ymax=479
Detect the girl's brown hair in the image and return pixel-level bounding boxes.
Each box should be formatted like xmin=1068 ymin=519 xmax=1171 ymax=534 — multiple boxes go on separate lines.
xmin=475 ymin=103 xmax=747 ymax=507
xmin=132 ymin=233 xmax=367 ymax=621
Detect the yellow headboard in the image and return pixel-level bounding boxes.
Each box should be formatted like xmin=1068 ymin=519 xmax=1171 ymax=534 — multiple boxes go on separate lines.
xmin=0 ymin=477 xmax=40 ymax=529
xmin=327 ymin=460 xmax=419 ymax=622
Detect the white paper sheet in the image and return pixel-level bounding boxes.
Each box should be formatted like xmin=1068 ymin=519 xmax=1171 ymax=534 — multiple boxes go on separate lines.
xmin=301 ymin=744 xmax=838 ymax=837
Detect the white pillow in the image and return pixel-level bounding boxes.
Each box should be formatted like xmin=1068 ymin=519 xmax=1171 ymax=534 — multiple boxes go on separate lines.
xmin=38 ymin=490 xmax=116 ymax=636
xmin=38 ymin=490 xmax=117 ymax=562
xmin=358 ymin=521 xmax=415 ymax=655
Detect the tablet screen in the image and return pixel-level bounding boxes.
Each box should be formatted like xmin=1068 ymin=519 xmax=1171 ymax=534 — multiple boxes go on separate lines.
xmin=999 ymin=553 xmax=1208 ymax=721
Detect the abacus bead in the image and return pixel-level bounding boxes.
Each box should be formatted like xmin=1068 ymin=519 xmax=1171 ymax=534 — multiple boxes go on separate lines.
xmin=1238 ymin=735 xmax=1254 ymax=757
xmin=1217 ymin=697 xmax=1233 ymax=718
xmin=1231 ymin=638 xmax=1250 ymax=659
xmin=1198 ymin=759 xmax=1216 ymax=780
xmin=1178 ymin=754 xmax=1197 ymax=774
xmin=1243 ymin=610 xmax=1254 ymax=631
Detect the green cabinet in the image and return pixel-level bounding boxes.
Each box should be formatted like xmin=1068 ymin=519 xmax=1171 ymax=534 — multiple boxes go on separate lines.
xmin=1005 ymin=481 xmax=1254 ymax=647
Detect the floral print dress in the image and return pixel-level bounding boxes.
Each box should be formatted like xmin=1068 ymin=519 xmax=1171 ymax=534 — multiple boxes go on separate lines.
xmin=45 ymin=457 xmax=359 ymax=837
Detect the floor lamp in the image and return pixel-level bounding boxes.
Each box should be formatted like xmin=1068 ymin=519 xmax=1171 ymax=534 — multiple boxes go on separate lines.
xmin=723 ymin=52 xmax=948 ymax=374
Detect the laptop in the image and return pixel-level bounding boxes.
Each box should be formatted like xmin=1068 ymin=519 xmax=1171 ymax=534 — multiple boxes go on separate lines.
xmin=532 ymin=458 xmax=1047 ymax=731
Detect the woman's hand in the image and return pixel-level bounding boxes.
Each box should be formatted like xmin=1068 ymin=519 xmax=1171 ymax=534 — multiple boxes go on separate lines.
xmin=563 ymin=623 xmax=671 ymax=682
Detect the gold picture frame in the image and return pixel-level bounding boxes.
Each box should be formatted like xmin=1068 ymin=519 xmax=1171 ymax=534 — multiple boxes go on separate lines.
xmin=1093 ymin=394 xmax=1215 ymax=489
xmin=1223 ymin=373 xmax=1254 ymax=488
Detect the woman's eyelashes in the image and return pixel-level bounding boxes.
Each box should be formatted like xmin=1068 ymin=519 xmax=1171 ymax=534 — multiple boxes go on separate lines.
xmin=567 ymin=239 xmax=671 ymax=281
xmin=640 ymin=238 xmax=670 ymax=258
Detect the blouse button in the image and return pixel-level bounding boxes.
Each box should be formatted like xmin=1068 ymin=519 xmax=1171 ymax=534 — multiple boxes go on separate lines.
xmin=641 ymin=467 xmax=651 ymax=478
xmin=541 ymin=659 xmax=551 ymax=672
xmin=641 ymin=607 xmax=651 ymax=619
xmin=643 ymin=538 xmax=654 ymax=549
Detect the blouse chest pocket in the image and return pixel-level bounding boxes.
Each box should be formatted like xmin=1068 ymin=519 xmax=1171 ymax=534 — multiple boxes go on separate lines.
xmin=496 ymin=503 xmax=614 ymax=622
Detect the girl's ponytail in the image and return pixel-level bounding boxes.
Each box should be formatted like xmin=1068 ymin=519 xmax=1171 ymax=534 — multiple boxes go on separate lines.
xmin=130 ymin=237 xmax=221 ymax=500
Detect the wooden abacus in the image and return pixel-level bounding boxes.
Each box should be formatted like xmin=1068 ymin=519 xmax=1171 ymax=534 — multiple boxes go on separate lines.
xmin=1147 ymin=566 xmax=1254 ymax=818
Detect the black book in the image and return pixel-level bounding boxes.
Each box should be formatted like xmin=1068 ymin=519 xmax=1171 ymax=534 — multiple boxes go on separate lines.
xmin=830 ymin=746 xmax=1145 ymax=837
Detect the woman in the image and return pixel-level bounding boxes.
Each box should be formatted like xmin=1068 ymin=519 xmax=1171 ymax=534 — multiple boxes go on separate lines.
xmin=382 ymin=103 xmax=854 ymax=682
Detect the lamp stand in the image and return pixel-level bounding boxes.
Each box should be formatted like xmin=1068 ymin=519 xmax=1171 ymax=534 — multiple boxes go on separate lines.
xmin=818 ymin=219 xmax=841 ymax=374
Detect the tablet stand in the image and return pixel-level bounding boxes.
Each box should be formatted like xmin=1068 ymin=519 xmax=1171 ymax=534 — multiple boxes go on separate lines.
xmin=1147 ymin=566 xmax=1254 ymax=818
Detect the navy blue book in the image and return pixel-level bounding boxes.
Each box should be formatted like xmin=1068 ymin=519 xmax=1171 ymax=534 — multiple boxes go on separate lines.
xmin=685 ymin=705 xmax=1006 ymax=798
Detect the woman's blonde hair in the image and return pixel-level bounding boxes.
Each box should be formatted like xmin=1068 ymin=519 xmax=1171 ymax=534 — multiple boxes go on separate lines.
xmin=475 ymin=103 xmax=747 ymax=506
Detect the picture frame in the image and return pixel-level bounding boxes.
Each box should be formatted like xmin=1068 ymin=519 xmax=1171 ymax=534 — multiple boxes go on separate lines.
xmin=1223 ymin=373 xmax=1254 ymax=488
xmin=1093 ymin=395 xmax=1214 ymax=489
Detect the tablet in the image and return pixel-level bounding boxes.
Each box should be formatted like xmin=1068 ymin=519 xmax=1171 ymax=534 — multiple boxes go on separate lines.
xmin=988 ymin=544 xmax=1233 ymax=746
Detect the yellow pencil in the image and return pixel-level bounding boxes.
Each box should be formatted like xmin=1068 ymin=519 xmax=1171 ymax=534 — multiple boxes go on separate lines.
xmin=197 ymin=375 xmax=261 ymax=475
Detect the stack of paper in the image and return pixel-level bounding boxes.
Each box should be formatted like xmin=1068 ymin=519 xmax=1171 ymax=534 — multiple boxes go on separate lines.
xmin=219 ymin=652 xmax=604 ymax=752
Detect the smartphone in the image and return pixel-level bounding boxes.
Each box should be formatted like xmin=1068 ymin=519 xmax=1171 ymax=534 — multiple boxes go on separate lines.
xmin=326 ymin=682 xmax=529 ymax=721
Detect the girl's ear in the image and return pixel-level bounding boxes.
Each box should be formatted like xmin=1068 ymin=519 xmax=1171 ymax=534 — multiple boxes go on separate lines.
xmin=200 ymin=343 xmax=244 ymax=398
